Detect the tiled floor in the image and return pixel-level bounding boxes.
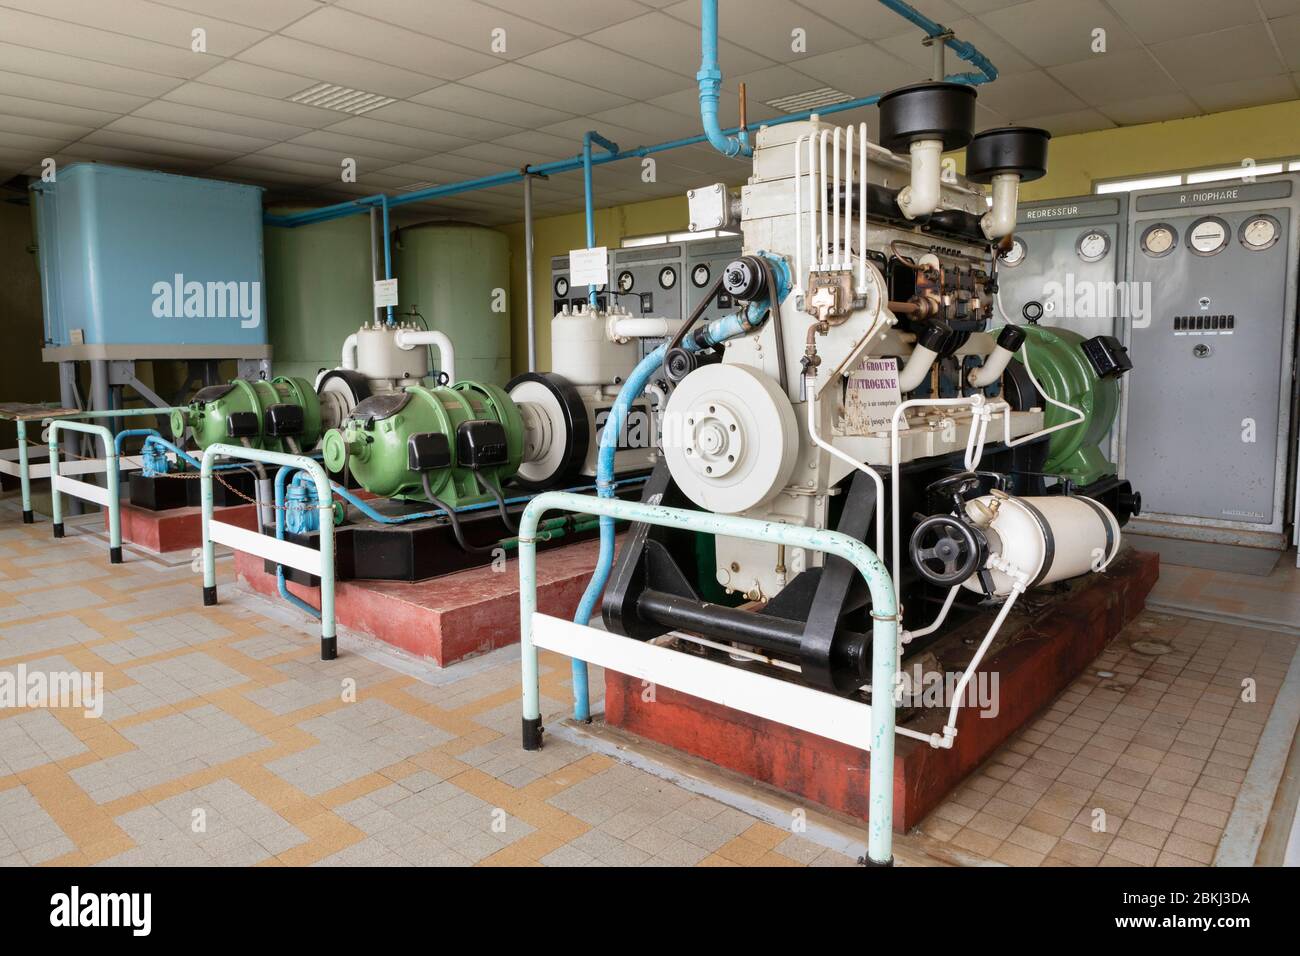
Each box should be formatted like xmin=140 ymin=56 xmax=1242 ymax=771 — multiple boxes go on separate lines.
xmin=0 ymin=494 xmax=1295 ymax=867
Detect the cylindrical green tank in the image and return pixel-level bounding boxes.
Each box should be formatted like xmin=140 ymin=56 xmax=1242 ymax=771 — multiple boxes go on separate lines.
xmin=322 ymin=380 xmax=523 ymax=504
xmin=264 ymin=206 xmax=373 ymax=381
xmin=393 ymin=222 xmax=510 ymax=384
xmin=1009 ymin=324 xmax=1120 ymax=485
xmin=173 ymin=376 xmax=322 ymax=453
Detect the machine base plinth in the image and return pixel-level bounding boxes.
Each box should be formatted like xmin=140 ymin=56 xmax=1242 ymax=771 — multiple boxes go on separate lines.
xmin=236 ymin=536 xmax=620 ymax=666
xmin=109 ymin=500 xmax=259 ymax=553
xmin=129 ymin=471 xmax=256 ymax=511
xmin=603 ymin=548 xmax=1158 ymax=834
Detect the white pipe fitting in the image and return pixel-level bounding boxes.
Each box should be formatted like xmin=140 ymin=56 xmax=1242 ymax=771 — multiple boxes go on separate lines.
xmin=394 ymin=328 xmax=456 ymax=383
xmin=897 ymin=343 xmax=939 ymax=393
xmin=896 ymin=139 xmax=943 ymax=220
xmin=967 ymin=343 xmax=1016 ymax=388
xmin=340 ymin=333 xmax=359 ymax=371
xmin=981 ymin=172 xmax=1021 ymax=240
xmin=606 ymin=314 xmax=679 ymax=342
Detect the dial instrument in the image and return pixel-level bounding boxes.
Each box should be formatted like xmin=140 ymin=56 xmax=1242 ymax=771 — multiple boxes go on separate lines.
xmin=658 ymin=266 xmax=677 ymax=289
xmin=1240 ymin=214 xmax=1280 ymax=251
xmin=1076 ymin=229 xmax=1110 ymax=263
xmin=1001 ymin=237 xmax=1027 ymax=267
xmin=617 ymin=270 xmax=635 ymax=293
xmin=1187 ymin=216 xmax=1228 ymax=256
xmin=691 ymin=263 xmax=711 ymax=287
xmin=554 ymin=275 xmax=569 ymax=297
xmin=1141 ymin=223 xmax=1176 ymax=257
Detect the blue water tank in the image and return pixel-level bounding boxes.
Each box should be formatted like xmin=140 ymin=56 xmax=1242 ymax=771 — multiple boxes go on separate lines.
xmin=31 ymin=164 xmax=268 ymax=351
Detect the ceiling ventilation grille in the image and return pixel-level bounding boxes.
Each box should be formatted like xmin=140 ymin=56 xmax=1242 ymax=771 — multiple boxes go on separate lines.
xmin=766 ymin=87 xmax=853 ymax=113
xmin=288 ymin=82 xmax=396 ymax=115
xmin=397 ymin=181 xmax=437 ymax=192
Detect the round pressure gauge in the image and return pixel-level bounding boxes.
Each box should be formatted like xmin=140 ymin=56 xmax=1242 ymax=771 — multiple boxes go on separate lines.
xmin=1140 ymin=223 xmax=1176 ymax=258
xmin=554 ymin=275 xmax=569 ymax=297
xmin=1187 ymin=216 xmax=1229 ymax=256
xmin=617 ymin=270 xmax=635 ymax=293
xmin=1240 ymin=214 xmax=1280 ymax=251
xmin=1001 ymin=237 xmax=1027 ymax=267
xmin=691 ymin=263 xmax=711 ymax=287
xmin=658 ymin=266 xmax=678 ymax=290
xmin=1076 ymin=229 xmax=1111 ymax=263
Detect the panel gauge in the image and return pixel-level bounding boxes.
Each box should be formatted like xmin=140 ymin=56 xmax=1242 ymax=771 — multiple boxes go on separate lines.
xmin=1140 ymin=223 xmax=1177 ymax=258
xmin=1000 ymin=237 xmax=1027 ymax=267
xmin=658 ymin=266 xmax=678 ymax=289
xmin=616 ymin=270 xmax=635 ymax=293
xmin=1186 ymin=216 xmax=1229 ymax=256
xmin=691 ymin=263 xmax=711 ymax=287
xmin=1239 ymin=214 xmax=1280 ymax=251
xmin=553 ymin=275 xmax=569 ymax=297
xmin=1075 ymin=229 xmax=1110 ymax=263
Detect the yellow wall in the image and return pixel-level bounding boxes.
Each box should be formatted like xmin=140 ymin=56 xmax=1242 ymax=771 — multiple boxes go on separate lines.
xmin=503 ymin=98 xmax=1300 ymax=376
xmin=0 ymin=200 xmax=58 ymax=446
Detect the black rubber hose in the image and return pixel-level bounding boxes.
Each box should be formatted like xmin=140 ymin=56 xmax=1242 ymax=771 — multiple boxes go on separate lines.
xmin=475 ymin=471 xmax=518 ymax=534
xmin=756 ymin=255 xmax=790 ymax=395
xmin=421 ymin=473 xmax=497 ymax=555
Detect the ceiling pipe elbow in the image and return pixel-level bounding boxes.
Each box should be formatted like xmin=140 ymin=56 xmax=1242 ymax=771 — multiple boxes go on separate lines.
xmin=697 ymin=0 xmax=752 ymax=159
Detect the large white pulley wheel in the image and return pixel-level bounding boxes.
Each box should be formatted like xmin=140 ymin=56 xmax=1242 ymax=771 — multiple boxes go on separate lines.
xmin=662 ymin=363 xmax=798 ymax=514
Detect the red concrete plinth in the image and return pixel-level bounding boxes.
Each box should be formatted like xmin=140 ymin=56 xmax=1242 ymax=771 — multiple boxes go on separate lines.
xmin=111 ymin=501 xmax=259 ymax=553
xmin=604 ymin=548 xmax=1159 ymax=833
xmin=235 ymin=537 xmax=613 ymax=666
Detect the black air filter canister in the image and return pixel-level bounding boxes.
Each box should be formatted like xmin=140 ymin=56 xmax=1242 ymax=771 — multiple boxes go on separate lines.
xmin=877 ymin=81 xmax=978 ymax=154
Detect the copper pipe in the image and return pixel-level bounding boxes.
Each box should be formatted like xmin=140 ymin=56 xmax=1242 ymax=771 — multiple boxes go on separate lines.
xmin=738 ymin=82 xmax=747 ymax=135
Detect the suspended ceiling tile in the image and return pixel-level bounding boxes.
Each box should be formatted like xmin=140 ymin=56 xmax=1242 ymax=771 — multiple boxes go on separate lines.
xmin=80 ymin=128 xmax=246 ymax=162
xmin=0 ymin=112 xmax=93 ymax=143
xmin=583 ymin=11 xmax=768 ymax=78
xmin=978 ymin=0 xmax=1141 ymax=67
xmin=133 ymin=100 xmax=312 ymax=141
xmin=216 ymin=152 xmax=342 ymax=180
xmin=662 ymin=0 xmax=866 ymax=63
xmin=1150 ymin=23 xmax=1286 ymax=88
xmin=287 ymin=130 xmax=433 ymax=163
xmin=790 ymin=0 xmax=970 ymax=39
xmin=325 ymin=115 xmax=476 ymax=153
xmin=0 ymin=69 xmax=149 ymax=115
xmin=487 ymin=129 xmax=581 ymax=161
xmin=0 ymin=129 xmax=77 ymax=154
xmin=0 ymin=0 xmax=267 ymax=56
xmin=337 ymin=0 xmax=570 ymax=60
xmin=0 ymin=92 xmax=121 ymax=128
xmin=410 ymin=83 xmax=574 ymax=127
xmin=207 ymin=164 xmax=330 ymax=187
xmin=1016 ymin=106 xmax=1115 ymax=137
xmin=195 ymin=60 xmax=320 ymax=99
xmin=588 ymin=102 xmax=710 ymax=140
xmin=283 ymin=6 xmax=498 ymax=81
xmin=518 ymin=39 xmax=690 ymax=100
xmin=55 ymin=142 xmax=210 ymax=172
xmin=451 ymin=141 xmax=544 ymax=169
xmin=403 ymin=153 xmax=516 ymax=178
xmin=475 ymin=0 xmax=652 ymax=36
xmin=0 ymin=40 xmax=185 ymax=98
xmin=792 ymin=42 xmax=921 ymax=96
xmin=950 ymin=0 xmax=1025 ymax=13
xmin=1097 ymin=92 xmax=1201 ymax=127
xmin=149 ymin=0 xmax=325 ymax=32
xmin=1108 ymin=0 xmax=1261 ymax=44
xmin=1262 ymin=0 xmax=1300 ymax=14
xmin=259 ymin=141 xmax=406 ymax=174
xmin=1270 ymin=14 xmax=1300 ymax=71
xmin=162 ymin=82 xmax=350 ymax=129
xmin=102 ymin=116 xmax=276 ymax=153
xmin=364 ymin=100 xmax=523 ymax=142
xmin=235 ymin=35 xmax=440 ymax=98
xmin=538 ymin=117 xmax=665 ymax=151
xmin=1048 ymin=49 xmax=1179 ymax=107
xmin=0 ymin=7 xmax=222 ymax=79
xmin=973 ymin=68 xmax=1085 ymax=119
xmin=1186 ymin=74 xmax=1300 ymax=114
xmin=459 ymin=63 xmax=632 ymax=114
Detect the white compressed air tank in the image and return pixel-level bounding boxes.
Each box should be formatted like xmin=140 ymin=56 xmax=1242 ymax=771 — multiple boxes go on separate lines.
xmin=963 ymin=493 xmax=1120 ymax=598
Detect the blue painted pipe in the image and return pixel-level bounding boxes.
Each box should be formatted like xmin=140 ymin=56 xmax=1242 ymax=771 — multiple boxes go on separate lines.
xmin=583 ymin=131 xmax=619 ymax=306
xmin=697 ymin=0 xmax=751 ymax=158
xmin=877 ymin=0 xmax=999 ymax=84
xmin=381 ymin=194 xmax=394 ymax=325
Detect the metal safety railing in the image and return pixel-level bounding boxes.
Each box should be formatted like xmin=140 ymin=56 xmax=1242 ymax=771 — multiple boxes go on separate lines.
xmin=199 ymin=444 xmax=337 ymax=661
xmin=516 ymin=491 xmax=901 ymax=866
xmin=47 ymin=420 xmax=122 ymax=564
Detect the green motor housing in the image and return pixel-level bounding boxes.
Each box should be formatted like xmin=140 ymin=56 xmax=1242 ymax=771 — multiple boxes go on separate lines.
xmin=322 ymin=381 xmax=524 ymax=505
xmin=1007 ymin=324 xmax=1122 ymax=485
xmin=172 ymin=376 xmax=322 ymax=453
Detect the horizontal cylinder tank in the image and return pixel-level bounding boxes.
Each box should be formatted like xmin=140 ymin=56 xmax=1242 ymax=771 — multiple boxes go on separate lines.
xmin=264 ymin=205 xmax=373 ymax=382
xmin=393 ymin=221 xmax=511 ymax=384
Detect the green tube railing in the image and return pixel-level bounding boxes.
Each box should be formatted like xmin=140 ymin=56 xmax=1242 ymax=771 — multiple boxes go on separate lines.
xmin=199 ymin=444 xmax=337 ymax=661
xmin=516 ymin=491 xmax=900 ymax=865
xmin=47 ymin=419 xmax=122 ymax=564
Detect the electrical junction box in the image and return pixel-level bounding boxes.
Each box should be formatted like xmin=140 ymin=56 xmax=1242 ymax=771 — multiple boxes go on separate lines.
xmin=30 ymin=163 xmax=269 ymax=362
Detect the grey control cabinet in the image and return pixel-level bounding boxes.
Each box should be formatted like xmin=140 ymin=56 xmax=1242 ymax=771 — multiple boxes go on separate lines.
xmin=1122 ymin=175 xmax=1300 ymax=548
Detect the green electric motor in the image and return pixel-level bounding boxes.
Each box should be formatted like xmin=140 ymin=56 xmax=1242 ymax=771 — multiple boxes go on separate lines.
xmin=172 ymin=376 xmax=323 ymax=453
xmin=321 ymin=381 xmax=525 ymax=505
xmin=1008 ymin=324 xmax=1125 ymax=485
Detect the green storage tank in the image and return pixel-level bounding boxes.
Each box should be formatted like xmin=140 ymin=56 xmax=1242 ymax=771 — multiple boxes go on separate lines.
xmin=393 ymin=222 xmax=511 ymax=384
xmin=264 ymin=206 xmax=373 ymax=381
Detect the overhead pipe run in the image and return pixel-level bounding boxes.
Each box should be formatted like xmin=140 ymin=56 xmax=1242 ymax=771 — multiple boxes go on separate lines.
xmin=696 ymin=0 xmax=751 ymax=159
xmin=582 ymin=131 xmax=619 ymax=306
xmin=262 ymin=0 xmax=999 ymax=233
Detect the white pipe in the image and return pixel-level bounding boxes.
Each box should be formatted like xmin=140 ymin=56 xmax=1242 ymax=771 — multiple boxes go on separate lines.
xmin=902 ymin=585 xmax=959 ymax=643
xmin=896 ymin=139 xmax=943 ymax=220
xmin=340 ymin=333 xmax=358 ymax=371
xmin=843 ymin=124 xmax=853 ymax=272
xmin=606 ymin=315 xmax=679 ymax=340
xmin=857 ymin=123 xmax=867 ymax=293
xmin=939 ymin=580 xmax=1024 ymax=745
xmin=794 ymin=134 xmax=803 ymax=293
xmin=981 ymin=172 xmax=1020 ymax=240
xmin=818 ymin=130 xmax=829 ymax=270
xmin=993 ymin=293 xmax=1087 ymax=447
xmin=805 ymin=392 xmax=885 ymax=561
xmin=807 ymin=134 xmax=819 ymax=279
xmin=394 ymin=328 xmax=456 ymax=383
xmin=896 ymin=344 xmax=939 ymax=393
xmin=832 ymin=126 xmax=841 ymax=269
xmin=967 ymin=343 xmax=1016 ymax=388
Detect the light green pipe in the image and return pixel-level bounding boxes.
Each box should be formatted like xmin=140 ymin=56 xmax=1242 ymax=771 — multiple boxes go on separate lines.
xmin=515 ymin=490 xmax=900 ymax=866
xmin=199 ymin=443 xmax=337 ymax=661
xmin=48 ymin=420 xmax=121 ymax=564
xmin=16 ymin=419 xmax=32 ymax=523
xmin=41 ymin=406 xmax=182 ymax=425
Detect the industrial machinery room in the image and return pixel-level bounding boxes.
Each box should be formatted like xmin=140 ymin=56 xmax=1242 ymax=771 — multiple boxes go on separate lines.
xmin=0 ymin=0 xmax=1297 ymax=914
